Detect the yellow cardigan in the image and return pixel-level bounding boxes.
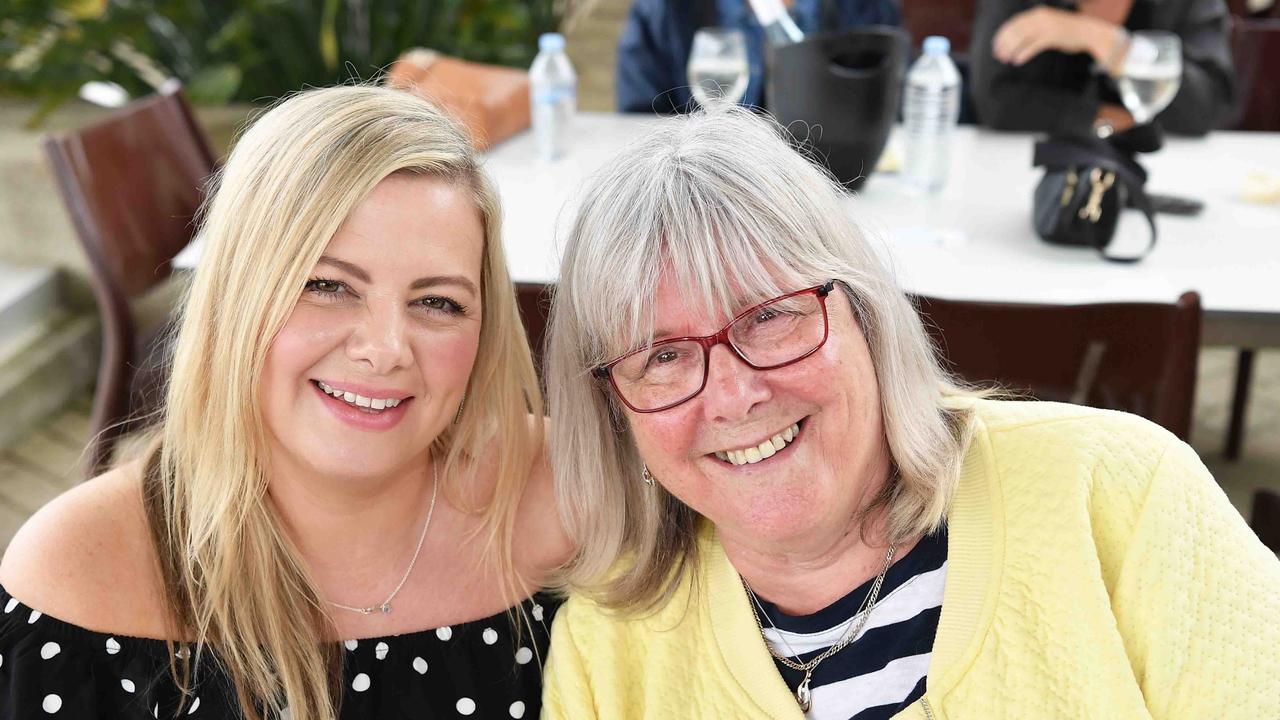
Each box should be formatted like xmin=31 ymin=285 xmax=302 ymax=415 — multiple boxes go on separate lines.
xmin=543 ymin=400 xmax=1280 ymax=719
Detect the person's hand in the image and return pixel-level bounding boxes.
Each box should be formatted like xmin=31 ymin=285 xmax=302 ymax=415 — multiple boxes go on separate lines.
xmin=992 ymin=6 xmax=1119 ymax=66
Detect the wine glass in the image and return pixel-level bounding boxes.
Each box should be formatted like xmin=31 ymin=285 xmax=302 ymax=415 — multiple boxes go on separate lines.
xmin=1117 ymin=31 xmax=1182 ymax=125
xmin=687 ymin=27 xmax=750 ymax=107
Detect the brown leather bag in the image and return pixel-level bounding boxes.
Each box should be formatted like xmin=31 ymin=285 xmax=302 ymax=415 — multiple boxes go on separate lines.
xmin=386 ymin=49 xmax=531 ymax=150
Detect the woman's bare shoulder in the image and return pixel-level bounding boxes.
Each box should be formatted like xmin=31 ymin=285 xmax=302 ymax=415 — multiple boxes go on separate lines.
xmin=0 ymin=460 xmax=170 ymax=636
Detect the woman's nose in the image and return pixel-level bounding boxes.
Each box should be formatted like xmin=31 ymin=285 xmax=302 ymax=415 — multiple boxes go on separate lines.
xmin=699 ymin=343 xmax=771 ymax=421
xmin=346 ymin=301 xmax=412 ymax=374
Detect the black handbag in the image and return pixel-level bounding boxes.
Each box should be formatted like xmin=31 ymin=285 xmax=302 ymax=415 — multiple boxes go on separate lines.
xmin=1032 ymin=135 xmax=1158 ymax=263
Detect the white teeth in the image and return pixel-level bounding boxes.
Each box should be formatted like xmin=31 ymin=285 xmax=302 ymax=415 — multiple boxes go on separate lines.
xmin=316 ymin=382 xmax=402 ymax=411
xmin=717 ymin=422 xmax=802 ymax=466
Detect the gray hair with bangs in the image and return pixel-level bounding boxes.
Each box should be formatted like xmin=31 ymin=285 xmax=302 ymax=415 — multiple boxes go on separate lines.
xmin=546 ymin=105 xmax=974 ymax=611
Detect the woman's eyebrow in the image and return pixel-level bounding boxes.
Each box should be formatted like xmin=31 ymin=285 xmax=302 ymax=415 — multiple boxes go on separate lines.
xmin=410 ymin=275 xmax=478 ymax=296
xmin=316 ymin=256 xmax=477 ymax=296
xmin=316 ymin=255 xmax=369 ymax=282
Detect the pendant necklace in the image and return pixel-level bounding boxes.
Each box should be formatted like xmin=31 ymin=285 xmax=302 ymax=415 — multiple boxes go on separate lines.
xmin=329 ymin=461 xmax=438 ymax=616
xmin=742 ymin=543 xmax=897 ymax=713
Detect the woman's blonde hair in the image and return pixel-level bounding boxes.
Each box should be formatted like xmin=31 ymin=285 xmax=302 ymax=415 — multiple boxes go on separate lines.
xmin=141 ymin=85 xmax=541 ymax=718
xmin=546 ymin=106 xmax=974 ymax=611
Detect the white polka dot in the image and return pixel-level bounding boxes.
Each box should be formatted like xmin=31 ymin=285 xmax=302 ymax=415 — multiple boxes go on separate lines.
xmin=375 ymin=641 xmax=389 ymax=660
xmin=40 ymin=641 xmax=60 ymax=660
xmin=456 ymin=697 xmax=476 ymax=715
xmin=152 ymin=703 xmax=159 ymax=717
xmin=42 ymin=694 xmax=61 ymax=713
xmin=4 ymin=598 xmax=17 ymax=613
xmin=105 ymin=637 xmax=121 ymax=655
xmin=531 ymin=604 xmax=544 ymax=622
xmin=187 ymin=697 xmax=200 ymax=714
xmin=352 ymin=673 xmax=371 ymax=692
xmin=436 ymin=626 xmax=452 ymax=641
xmin=27 ymin=610 xmax=41 ymax=624
xmin=509 ymin=700 xmax=526 ymax=718
xmin=514 ymin=646 xmax=533 ymax=665
xmin=175 ymin=647 xmax=190 ymax=660
xmin=0 ymin=652 xmax=5 ymax=668
xmin=482 ymin=627 xmax=498 ymax=645
xmin=121 ymin=678 xmax=136 ymax=693
xmin=412 ymin=656 xmax=428 ymax=674
xmin=344 ymin=639 xmax=358 ymax=651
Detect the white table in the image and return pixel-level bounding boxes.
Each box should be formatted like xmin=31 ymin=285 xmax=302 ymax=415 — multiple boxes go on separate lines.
xmin=177 ymin=113 xmax=1280 ymax=348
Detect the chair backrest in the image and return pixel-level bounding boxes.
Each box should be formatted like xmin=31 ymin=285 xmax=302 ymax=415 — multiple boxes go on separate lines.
xmin=1251 ymin=489 xmax=1280 ymax=554
xmin=515 ymin=282 xmax=553 ymax=384
xmin=42 ymin=86 xmax=215 ymax=475
xmin=914 ymin=291 xmax=1201 ymax=440
xmin=1227 ymin=18 xmax=1280 ymax=130
xmin=900 ymin=0 xmax=976 ymax=53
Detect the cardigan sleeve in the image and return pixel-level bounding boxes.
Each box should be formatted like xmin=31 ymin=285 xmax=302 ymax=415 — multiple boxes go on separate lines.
xmin=1109 ymin=439 xmax=1280 ymax=719
xmin=541 ymin=601 xmax=598 ymax=719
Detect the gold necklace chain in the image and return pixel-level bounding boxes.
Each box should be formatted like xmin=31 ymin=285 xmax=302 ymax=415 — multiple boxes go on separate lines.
xmin=329 ymin=461 xmax=439 ymax=616
xmin=741 ymin=543 xmax=897 ymax=712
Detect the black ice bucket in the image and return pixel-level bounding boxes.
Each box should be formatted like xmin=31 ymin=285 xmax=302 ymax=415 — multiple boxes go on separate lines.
xmin=767 ymin=27 xmax=909 ymax=191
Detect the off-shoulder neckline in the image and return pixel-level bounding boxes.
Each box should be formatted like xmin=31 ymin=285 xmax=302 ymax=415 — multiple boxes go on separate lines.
xmin=0 ymin=583 xmax=553 ymax=649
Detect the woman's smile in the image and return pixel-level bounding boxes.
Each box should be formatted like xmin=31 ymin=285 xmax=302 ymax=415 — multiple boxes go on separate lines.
xmin=709 ymin=417 xmax=807 ymax=468
xmin=310 ymin=379 xmax=415 ymax=431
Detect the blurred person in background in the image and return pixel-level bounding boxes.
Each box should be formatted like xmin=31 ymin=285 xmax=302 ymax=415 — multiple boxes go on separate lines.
xmin=0 ymin=86 xmax=569 ymax=719
xmin=540 ymin=106 xmax=1279 ymax=719
xmin=971 ymin=0 xmax=1234 ymax=136
xmin=616 ymin=0 xmax=901 ymax=113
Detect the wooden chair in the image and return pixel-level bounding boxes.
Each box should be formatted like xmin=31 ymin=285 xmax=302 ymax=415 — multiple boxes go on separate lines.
xmin=1220 ymin=18 xmax=1280 ymax=459
xmin=900 ymin=0 xmax=976 ymax=53
xmin=1250 ymin=489 xmax=1280 ymax=554
xmin=515 ymin=282 xmax=553 ymax=383
xmin=42 ymin=86 xmax=216 ymax=476
xmin=914 ymin=292 xmax=1202 ymax=440
xmin=1228 ymin=18 xmax=1280 ymax=132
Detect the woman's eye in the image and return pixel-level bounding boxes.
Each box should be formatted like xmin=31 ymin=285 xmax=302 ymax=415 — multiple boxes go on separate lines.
xmin=754 ymin=308 xmax=780 ymax=323
xmin=304 ymin=278 xmax=347 ymax=296
xmin=415 ymin=295 xmax=466 ymax=315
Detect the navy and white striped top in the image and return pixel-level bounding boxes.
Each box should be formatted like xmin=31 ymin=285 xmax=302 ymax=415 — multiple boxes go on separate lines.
xmin=754 ymin=528 xmax=948 ymax=720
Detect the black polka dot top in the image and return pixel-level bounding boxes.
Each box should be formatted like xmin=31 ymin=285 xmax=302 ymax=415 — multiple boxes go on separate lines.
xmin=0 ymin=585 xmax=559 ymax=719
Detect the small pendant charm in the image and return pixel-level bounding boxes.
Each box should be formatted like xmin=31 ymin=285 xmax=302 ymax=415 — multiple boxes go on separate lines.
xmin=796 ymin=675 xmax=812 ymax=713
xmin=378 ymin=602 xmax=392 ymax=614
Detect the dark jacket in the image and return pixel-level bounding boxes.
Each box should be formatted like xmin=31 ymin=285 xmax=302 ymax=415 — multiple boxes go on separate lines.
xmin=970 ymin=0 xmax=1234 ymax=136
xmin=616 ymin=0 xmax=902 ymax=113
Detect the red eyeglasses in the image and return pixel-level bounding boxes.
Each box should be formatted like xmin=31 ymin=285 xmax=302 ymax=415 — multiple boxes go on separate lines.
xmin=594 ymin=280 xmax=836 ymax=413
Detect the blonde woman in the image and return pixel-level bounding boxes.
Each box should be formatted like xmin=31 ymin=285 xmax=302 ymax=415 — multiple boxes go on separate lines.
xmin=541 ymin=107 xmax=1280 ymax=719
xmin=0 ymin=86 xmax=568 ymax=718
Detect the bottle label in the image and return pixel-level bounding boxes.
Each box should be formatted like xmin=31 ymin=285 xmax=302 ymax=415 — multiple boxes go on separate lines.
xmin=533 ymin=86 xmax=577 ymax=105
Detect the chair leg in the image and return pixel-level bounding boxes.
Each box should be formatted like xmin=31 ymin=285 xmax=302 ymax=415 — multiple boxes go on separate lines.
xmin=1225 ymin=349 xmax=1255 ymax=461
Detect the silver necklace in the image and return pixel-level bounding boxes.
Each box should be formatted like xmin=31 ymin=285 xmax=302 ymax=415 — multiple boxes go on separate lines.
xmin=742 ymin=543 xmax=897 ymax=713
xmin=329 ymin=461 xmax=439 ymax=616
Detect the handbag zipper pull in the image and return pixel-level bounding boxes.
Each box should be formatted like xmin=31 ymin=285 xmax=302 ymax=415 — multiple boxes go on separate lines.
xmin=1060 ymin=167 xmax=1079 ymax=207
xmin=1079 ymin=168 xmax=1116 ymax=223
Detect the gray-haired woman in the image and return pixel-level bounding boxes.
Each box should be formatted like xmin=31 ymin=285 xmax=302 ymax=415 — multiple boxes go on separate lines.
xmin=540 ymin=107 xmax=1280 ymax=719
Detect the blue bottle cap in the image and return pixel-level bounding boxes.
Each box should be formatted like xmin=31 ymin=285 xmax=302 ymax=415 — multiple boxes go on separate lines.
xmin=539 ymin=33 xmax=565 ymax=53
xmin=923 ymin=36 xmax=950 ymax=55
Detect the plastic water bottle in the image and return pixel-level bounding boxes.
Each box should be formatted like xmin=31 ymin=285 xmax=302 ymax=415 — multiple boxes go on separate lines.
xmin=903 ymin=36 xmax=962 ymax=192
xmin=529 ymin=33 xmax=577 ymax=162
xmin=746 ymin=0 xmax=804 ymax=46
